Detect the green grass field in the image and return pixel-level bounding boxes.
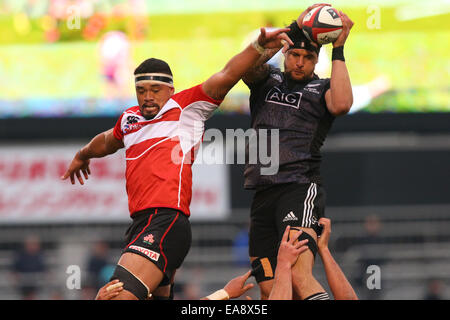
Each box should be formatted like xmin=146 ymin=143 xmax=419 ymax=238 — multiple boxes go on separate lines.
xmin=0 ymin=5 xmax=449 ymax=112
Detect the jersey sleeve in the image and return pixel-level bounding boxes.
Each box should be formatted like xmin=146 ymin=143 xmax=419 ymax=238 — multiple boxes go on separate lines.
xmin=172 ymin=84 xmax=223 ymax=109
xmin=245 ymin=64 xmax=275 ymax=90
xmin=322 ymin=78 xmax=331 ymax=92
xmin=113 ymin=113 xmax=125 ymax=141
xmin=320 ymin=78 xmax=331 ymax=106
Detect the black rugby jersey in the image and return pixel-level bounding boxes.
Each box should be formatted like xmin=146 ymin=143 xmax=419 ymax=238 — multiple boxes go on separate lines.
xmin=244 ymin=66 xmax=334 ymax=189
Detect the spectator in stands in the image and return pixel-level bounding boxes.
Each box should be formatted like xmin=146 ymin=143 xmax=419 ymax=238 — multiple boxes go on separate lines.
xmin=172 ymin=267 xmax=205 ymax=300
xmin=98 ymin=31 xmax=133 ymax=99
xmin=358 ymin=214 xmax=385 ymax=300
xmin=85 ymin=241 xmax=113 ymax=292
xmin=178 ymin=282 xmax=203 ymax=300
xmin=11 ymin=235 xmax=47 ymax=300
xmin=423 ymin=278 xmax=445 ymax=300
xmin=232 ymin=222 xmax=250 ymax=267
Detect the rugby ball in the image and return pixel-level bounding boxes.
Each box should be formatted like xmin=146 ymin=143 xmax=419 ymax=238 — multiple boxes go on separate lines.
xmin=302 ymin=6 xmax=343 ymax=45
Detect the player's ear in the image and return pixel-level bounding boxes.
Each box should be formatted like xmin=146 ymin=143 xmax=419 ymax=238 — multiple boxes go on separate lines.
xmin=313 ymin=51 xmax=319 ymax=64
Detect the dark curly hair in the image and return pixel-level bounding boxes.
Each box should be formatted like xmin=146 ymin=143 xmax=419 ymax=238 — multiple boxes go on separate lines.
xmin=134 ymin=58 xmax=173 ymax=76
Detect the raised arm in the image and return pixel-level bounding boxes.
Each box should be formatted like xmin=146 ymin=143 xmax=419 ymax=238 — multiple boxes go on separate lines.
xmin=269 ymin=226 xmax=309 ymax=300
xmin=317 ymin=218 xmax=358 ymax=300
xmin=201 ymin=27 xmax=292 ymax=101
xmin=242 ymin=3 xmax=331 ymax=85
xmin=325 ymin=11 xmax=354 ymax=116
xmin=241 ymin=48 xmax=278 ymax=86
xmin=61 ymin=128 xmax=124 ymax=185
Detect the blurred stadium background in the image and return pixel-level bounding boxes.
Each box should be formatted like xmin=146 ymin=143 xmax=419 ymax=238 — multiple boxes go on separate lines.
xmin=0 ymin=0 xmax=449 ymax=300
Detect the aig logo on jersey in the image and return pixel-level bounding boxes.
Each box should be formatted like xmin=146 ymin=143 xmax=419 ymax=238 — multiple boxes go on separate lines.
xmin=265 ymin=87 xmax=302 ymax=109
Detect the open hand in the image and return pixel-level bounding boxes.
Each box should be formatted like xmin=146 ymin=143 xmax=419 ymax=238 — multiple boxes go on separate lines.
xmin=277 ymin=225 xmax=309 ymax=267
xmin=223 ymin=270 xmax=255 ymax=299
xmin=61 ymin=151 xmax=91 ymax=185
xmin=257 ymin=27 xmax=294 ymax=53
xmin=95 ymin=279 xmax=124 ymax=300
xmin=317 ymin=218 xmax=331 ymax=251
xmin=333 ymin=11 xmax=354 ymax=47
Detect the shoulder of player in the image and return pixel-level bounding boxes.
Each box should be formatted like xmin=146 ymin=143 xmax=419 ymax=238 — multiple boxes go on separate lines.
xmin=247 ymin=65 xmax=282 ymax=89
xmin=308 ymin=75 xmax=330 ymax=85
xmin=303 ymin=77 xmax=331 ymax=92
xmin=269 ymin=65 xmax=283 ymax=79
xmin=114 ymin=106 xmax=140 ymax=140
xmin=115 ymin=105 xmax=137 ymax=120
xmin=117 ymin=106 xmax=140 ymax=122
xmin=172 ymin=83 xmax=222 ymax=108
xmin=122 ymin=105 xmax=140 ymax=115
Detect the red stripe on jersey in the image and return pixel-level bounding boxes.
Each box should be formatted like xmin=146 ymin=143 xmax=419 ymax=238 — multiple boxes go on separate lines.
xmin=123 ymin=108 xmax=181 ymax=137
xmin=125 ymin=137 xmax=171 ymax=159
xmin=172 ymin=84 xmax=222 ymax=108
xmin=124 ymin=138 xmax=190 ymax=215
xmin=125 ymin=106 xmax=141 ymax=114
xmin=113 ymin=113 xmax=125 ymax=141
xmin=159 ymin=211 xmax=180 ymax=272
xmin=144 ymin=108 xmax=180 ymax=123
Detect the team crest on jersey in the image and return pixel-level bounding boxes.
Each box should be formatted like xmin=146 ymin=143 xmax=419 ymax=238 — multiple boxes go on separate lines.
xmin=265 ymin=86 xmax=302 ymax=109
xmin=143 ymin=233 xmax=155 ymax=245
xmin=270 ymin=73 xmax=283 ymax=82
xmin=304 ymin=82 xmax=321 ymax=95
xmin=304 ymin=87 xmax=320 ymax=95
xmin=126 ymin=115 xmax=139 ymax=124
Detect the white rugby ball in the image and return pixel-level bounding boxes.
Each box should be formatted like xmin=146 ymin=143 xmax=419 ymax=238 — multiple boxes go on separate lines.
xmin=302 ymin=6 xmax=343 ymax=45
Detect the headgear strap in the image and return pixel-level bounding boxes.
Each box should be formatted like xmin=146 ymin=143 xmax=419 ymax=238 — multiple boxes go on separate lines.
xmin=286 ymin=21 xmax=321 ymax=55
xmin=289 ymin=40 xmax=321 ymax=55
xmin=135 ymin=73 xmax=174 ymax=88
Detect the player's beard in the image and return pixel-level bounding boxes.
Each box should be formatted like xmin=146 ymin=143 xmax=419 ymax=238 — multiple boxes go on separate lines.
xmin=141 ymin=103 xmax=161 ymax=120
xmin=285 ymin=69 xmax=314 ymax=84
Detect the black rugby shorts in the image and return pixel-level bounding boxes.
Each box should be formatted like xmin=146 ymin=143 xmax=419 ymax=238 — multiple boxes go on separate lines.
xmin=249 ymin=182 xmax=326 ymax=259
xmin=122 ymin=208 xmax=191 ymax=285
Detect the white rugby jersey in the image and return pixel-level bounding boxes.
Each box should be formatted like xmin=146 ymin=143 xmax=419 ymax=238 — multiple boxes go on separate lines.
xmin=113 ymin=84 xmax=222 ymax=217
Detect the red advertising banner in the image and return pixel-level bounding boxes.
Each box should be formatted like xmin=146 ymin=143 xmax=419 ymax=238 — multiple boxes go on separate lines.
xmin=0 ymin=144 xmax=229 ymax=223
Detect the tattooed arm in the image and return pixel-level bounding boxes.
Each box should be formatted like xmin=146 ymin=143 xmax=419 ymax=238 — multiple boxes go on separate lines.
xmin=242 ymin=48 xmax=279 ymax=85
xmin=202 ymin=28 xmax=291 ymax=101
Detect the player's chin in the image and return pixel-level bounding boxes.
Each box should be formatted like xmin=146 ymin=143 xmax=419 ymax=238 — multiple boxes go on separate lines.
xmin=290 ymin=71 xmax=307 ymax=82
xmin=142 ymin=107 xmax=160 ymax=119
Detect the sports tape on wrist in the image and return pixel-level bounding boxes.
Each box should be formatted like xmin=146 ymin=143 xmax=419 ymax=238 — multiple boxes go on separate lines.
xmin=206 ymin=289 xmax=230 ymax=300
xmin=252 ymin=39 xmax=265 ymax=55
